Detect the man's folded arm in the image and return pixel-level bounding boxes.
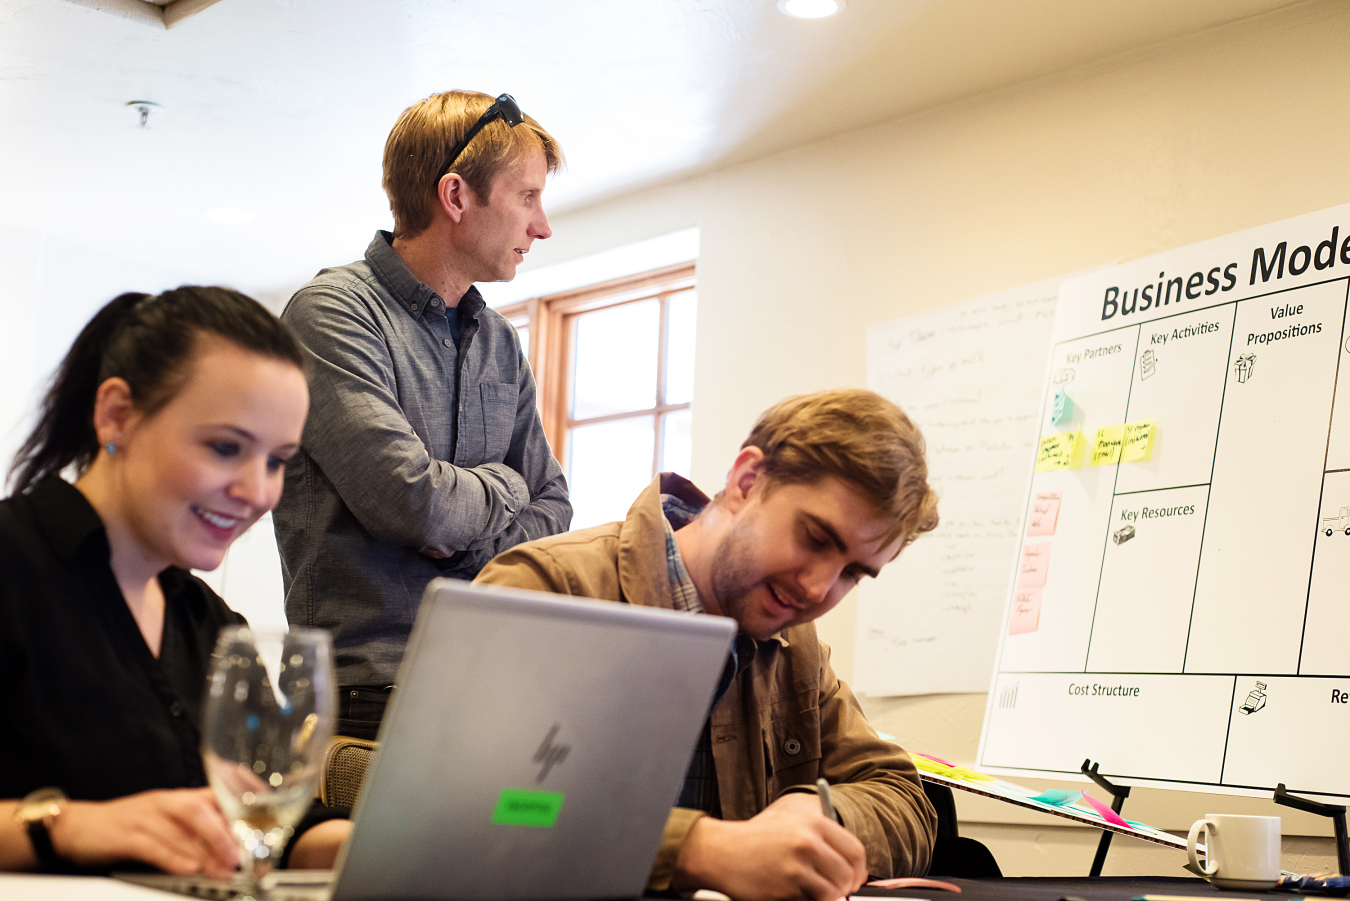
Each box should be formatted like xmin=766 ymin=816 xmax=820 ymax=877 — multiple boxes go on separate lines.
xmin=449 ymin=342 xmax=572 ymax=569
xmin=287 ymin=291 xmax=529 ymax=554
xmin=815 ymin=642 xmax=937 ymax=878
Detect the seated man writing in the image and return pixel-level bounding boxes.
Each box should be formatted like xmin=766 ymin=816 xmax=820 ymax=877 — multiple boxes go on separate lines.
xmin=475 ymin=388 xmax=940 ymax=901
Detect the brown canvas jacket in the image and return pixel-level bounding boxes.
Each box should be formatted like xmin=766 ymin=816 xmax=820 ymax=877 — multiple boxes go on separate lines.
xmin=474 ymin=474 xmax=937 ymax=889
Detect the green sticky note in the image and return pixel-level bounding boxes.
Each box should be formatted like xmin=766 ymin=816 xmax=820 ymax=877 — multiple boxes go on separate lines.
xmin=1092 ymin=425 xmax=1125 ymax=466
xmin=492 ymin=789 xmax=565 ymax=827
xmin=1122 ymin=420 xmax=1156 ymax=463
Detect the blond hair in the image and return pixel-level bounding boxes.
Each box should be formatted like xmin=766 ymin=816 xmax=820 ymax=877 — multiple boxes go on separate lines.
xmin=382 ymin=90 xmax=564 ymax=238
xmin=740 ymin=388 xmax=939 ymax=549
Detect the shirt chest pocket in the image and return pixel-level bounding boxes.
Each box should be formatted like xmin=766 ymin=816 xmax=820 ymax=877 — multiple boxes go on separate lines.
xmin=461 ymin=382 xmax=518 ymax=463
xmin=763 ymin=705 xmax=822 ymax=792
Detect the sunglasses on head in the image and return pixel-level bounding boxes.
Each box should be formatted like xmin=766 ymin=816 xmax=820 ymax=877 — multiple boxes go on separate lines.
xmin=437 ymin=93 xmax=524 ymax=182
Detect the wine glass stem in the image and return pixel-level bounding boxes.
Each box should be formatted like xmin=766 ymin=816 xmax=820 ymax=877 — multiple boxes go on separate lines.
xmin=237 ymin=834 xmax=275 ymax=901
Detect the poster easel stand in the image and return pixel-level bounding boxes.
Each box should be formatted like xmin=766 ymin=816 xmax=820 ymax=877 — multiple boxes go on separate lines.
xmin=1274 ymin=783 xmax=1350 ymax=875
xmin=1082 ymin=759 xmax=1131 ymax=877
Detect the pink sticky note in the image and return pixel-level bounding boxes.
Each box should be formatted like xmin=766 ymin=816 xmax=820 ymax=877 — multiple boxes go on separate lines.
xmin=1026 ymin=492 xmax=1062 ymax=537
xmin=1016 ymin=543 xmax=1050 ymax=589
xmin=1008 ymin=588 xmax=1041 ymax=635
xmin=914 ymin=752 xmax=955 ymax=767
xmin=1081 ymin=792 xmax=1130 ymax=828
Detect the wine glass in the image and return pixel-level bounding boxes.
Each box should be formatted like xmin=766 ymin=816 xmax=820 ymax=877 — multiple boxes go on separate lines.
xmin=202 ymin=626 xmax=335 ymax=899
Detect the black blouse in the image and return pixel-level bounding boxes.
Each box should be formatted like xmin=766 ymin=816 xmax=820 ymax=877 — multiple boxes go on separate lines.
xmin=0 ymin=477 xmax=247 ymax=801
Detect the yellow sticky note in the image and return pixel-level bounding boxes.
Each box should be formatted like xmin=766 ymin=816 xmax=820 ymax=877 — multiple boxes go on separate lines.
xmin=1092 ymin=425 xmax=1125 ymax=466
xmin=912 ymin=755 xmax=956 ymax=776
xmin=1060 ymin=431 xmax=1086 ymax=469
xmin=1037 ymin=431 xmax=1086 ymax=471
xmin=1122 ymin=420 xmax=1156 ymax=462
xmin=1035 ymin=434 xmax=1066 ymax=472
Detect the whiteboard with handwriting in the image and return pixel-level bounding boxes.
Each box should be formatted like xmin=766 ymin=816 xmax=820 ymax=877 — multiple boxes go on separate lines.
xmin=856 ymin=276 xmax=1065 ymax=695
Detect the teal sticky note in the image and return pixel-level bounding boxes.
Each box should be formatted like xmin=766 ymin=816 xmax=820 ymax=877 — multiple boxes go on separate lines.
xmin=1051 ymin=388 xmax=1073 ymax=426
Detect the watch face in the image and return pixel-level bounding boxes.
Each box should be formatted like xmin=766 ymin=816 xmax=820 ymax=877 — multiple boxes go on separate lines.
xmin=17 ymin=788 xmax=66 ymax=823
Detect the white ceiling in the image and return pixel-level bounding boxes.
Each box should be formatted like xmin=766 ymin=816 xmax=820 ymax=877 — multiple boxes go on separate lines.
xmin=0 ymin=0 xmax=1307 ymax=295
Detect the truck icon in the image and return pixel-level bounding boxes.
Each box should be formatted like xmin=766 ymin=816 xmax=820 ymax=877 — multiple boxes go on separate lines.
xmin=1322 ymin=507 xmax=1350 ymax=536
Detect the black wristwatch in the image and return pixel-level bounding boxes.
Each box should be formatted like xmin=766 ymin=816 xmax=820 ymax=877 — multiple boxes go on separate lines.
xmin=14 ymin=787 xmax=68 ymax=871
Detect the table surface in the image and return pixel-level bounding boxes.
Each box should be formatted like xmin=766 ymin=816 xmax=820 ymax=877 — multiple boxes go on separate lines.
xmin=857 ymin=876 xmax=1285 ymax=901
xmin=1 ymin=873 xmax=1298 ymax=901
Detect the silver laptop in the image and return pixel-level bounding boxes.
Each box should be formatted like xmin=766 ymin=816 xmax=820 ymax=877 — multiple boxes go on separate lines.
xmin=333 ymin=578 xmax=734 ymax=901
xmin=119 ymin=579 xmax=733 ymax=901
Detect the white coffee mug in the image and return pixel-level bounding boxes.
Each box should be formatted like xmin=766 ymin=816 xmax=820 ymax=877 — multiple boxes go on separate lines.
xmin=1187 ymin=814 xmax=1281 ymax=891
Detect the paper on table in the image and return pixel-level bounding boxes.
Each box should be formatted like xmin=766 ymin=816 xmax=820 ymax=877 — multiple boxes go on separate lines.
xmin=915 ymin=765 xmax=1185 ymax=848
xmin=1025 ymin=491 xmax=1062 ymax=536
xmin=1122 ymin=420 xmax=1156 ymax=462
xmin=1092 ymin=425 xmax=1125 ymax=466
xmin=1008 ymin=588 xmax=1041 ymax=635
xmin=1016 ymin=543 xmax=1050 ymax=589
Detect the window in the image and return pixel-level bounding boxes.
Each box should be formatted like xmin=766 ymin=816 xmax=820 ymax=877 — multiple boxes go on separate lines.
xmin=497 ymin=262 xmax=696 ymax=530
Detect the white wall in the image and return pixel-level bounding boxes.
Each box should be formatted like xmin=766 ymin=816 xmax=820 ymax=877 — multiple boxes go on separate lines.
xmin=0 ymin=224 xmax=193 ymax=469
xmin=519 ymin=0 xmax=1350 ymax=873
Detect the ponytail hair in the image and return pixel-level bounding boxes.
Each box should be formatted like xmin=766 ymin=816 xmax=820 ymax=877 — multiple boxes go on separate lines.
xmin=9 ymin=286 xmax=304 ymax=495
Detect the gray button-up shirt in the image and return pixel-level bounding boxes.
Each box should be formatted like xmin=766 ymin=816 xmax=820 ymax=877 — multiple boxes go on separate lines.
xmin=274 ymin=231 xmax=571 ymax=686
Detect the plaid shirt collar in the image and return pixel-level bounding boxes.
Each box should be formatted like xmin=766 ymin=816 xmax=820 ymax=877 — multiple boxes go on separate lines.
xmin=660 ymin=492 xmax=704 ymax=614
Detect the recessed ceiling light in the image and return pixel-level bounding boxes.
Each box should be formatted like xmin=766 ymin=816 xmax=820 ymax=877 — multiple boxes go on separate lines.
xmin=777 ymin=0 xmax=844 ymax=19
xmin=206 ymin=207 xmax=253 ymax=225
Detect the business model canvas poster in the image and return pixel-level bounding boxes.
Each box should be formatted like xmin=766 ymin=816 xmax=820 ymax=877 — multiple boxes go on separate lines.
xmin=979 ymin=203 xmax=1350 ymax=799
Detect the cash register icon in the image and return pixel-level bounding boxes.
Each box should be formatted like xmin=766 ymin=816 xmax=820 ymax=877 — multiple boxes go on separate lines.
xmin=1240 ymin=681 xmax=1267 ymax=715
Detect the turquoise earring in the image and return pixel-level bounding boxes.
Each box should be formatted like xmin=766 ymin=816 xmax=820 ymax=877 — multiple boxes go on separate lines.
xmin=105 ymin=442 xmax=116 ymax=456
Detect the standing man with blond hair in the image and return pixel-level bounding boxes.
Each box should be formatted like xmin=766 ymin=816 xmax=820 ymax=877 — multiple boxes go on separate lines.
xmin=477 ymin=388 xmax=941 ymax=901
xmin=276 ymin=91 xmax=572 ymax=739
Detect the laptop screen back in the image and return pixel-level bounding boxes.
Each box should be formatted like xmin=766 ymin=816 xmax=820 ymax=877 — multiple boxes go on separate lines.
xmin=332 ymin=580 xmax=735 ymax=901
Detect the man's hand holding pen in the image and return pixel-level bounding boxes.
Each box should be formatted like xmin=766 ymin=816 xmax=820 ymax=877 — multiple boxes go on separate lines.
xmin=672 ymin=780 xmax=867 ymax=901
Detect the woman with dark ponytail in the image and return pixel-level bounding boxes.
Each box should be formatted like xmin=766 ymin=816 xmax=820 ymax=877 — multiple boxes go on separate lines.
xmin=0 ymin=287 xmax=346 ymax=875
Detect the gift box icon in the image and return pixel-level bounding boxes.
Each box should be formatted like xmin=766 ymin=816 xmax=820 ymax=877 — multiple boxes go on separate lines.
xmin=1234 ymin=353 xmax=1256 ymax=383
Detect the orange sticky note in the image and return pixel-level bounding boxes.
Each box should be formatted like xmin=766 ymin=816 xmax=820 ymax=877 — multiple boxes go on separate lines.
xmin=1008 ymin=588 xmax=1042 ymax=635
xmin=1016 ymin=543 xmax=1050 ymax=589
xmin=1026 ymin=492 xmax=1062 ymax=537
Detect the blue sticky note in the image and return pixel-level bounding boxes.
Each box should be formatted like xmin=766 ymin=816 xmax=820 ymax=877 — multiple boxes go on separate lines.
xmin=1051 ymin=388 xmax=1073 ymax=426
xmin=1029 ymin=789 xmax=1082 ymax=806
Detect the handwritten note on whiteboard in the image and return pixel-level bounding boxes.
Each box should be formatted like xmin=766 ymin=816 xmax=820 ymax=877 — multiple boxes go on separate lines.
xmin=856 ymin=275 xmax=1068 ymax=695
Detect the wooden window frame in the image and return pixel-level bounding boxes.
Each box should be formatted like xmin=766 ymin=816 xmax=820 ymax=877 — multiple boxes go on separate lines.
xmin=497 ymin=260 xmax=695 ymax=470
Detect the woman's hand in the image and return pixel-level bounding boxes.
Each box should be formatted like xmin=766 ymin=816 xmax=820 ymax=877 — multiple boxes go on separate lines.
xmin=48 ymin=788 xmax=239 ymax=877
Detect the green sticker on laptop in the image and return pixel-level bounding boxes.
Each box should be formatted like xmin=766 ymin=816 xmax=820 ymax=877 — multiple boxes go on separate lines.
xmin=492 ymin=789 xmax=565 ymax=827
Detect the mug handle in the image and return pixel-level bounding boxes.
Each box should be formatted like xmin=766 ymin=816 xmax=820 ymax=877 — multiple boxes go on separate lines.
xmin=1187 ymin=819 xmax=1218 ymax=876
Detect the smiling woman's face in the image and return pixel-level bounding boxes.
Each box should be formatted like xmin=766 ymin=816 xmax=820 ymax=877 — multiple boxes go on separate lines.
xmin=109 ymin=335 xmax=309 ymax=573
